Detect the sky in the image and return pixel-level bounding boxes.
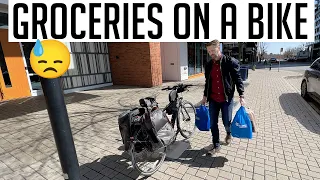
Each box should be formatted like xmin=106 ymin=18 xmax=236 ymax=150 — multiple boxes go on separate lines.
xmin=265 ymin=42 xmax=306 ymax=54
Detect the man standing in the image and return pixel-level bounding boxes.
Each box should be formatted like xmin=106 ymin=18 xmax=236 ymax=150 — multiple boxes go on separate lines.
xmin=200 ymin=40 xmax=245 ymax=155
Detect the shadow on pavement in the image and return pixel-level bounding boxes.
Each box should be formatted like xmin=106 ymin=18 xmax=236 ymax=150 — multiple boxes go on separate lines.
xmin=0 ymin=92 xmax=100 ymax=121
xmin=172 ymin=149 xmax=228 ymax=168
xmin=89 ymin=85 xmax=149 ymax=91
xmin=79 ymin=142 xmax=228 ymax=180
xmin=279 ymin=93 xmax=320 ymax=135
xmin=79 ymin=152 xmax=143 ymax=180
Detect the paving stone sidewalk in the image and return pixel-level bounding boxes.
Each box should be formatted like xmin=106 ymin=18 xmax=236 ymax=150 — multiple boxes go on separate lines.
xmin=0 ymin=69 xmax=320 ymax=180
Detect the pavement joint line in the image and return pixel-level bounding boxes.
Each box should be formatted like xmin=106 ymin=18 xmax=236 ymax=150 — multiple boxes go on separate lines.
xmin=281 ymin=75 xmax=320 ymax=122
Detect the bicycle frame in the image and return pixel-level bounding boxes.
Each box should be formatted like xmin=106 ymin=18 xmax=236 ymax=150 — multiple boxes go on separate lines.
xmin=163 ymin=90 xmax=185 ymax=128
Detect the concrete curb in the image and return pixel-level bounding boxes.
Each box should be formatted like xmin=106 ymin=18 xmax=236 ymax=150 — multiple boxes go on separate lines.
xmin=282 ymin=76 xmax=320 ymax=121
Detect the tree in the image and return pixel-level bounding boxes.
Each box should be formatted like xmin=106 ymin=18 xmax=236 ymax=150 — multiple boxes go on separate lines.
xmin=283 ymin=43 xmax=306 ymax=58
xmin=283 ymin=48 xmax=295 ymax=58
xmin=298 ymin=43 xmax=306 ymax=50
xmin=258 ymin=42 xmax=268 ymax=62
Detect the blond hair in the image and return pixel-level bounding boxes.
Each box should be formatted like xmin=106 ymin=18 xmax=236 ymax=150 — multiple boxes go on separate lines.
xmin=206 ymin=39 xmax=220 ymax=47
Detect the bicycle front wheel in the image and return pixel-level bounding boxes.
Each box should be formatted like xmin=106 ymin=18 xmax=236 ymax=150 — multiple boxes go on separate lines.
xmin=177 ymin=100 xmax=197 ymax=139
xmin=130 ymin=128 xmax=167 ymax=176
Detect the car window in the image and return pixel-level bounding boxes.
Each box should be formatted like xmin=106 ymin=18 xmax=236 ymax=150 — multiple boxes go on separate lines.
xmin=311 ymin=60 xmax=320 ymax=71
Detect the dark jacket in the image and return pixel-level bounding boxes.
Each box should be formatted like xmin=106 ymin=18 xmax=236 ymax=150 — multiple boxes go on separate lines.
xmin=204 ymin=55 xmax=245 ymax=102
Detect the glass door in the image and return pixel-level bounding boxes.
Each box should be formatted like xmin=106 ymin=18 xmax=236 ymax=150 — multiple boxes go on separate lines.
xmin=195 ymin=43 xmax=202 ymax=74
xmin=202 ymin=43 xmax=209 ymax=72
xmin=0 ymin=12 xmax=8 ymax=28
xmin=0 ymin=41 xmax=11 ymax=100
xmin=20 ymin=42 xmax=42 ymax=95
xmin=188 ymin=43 xmax=195 ymax=76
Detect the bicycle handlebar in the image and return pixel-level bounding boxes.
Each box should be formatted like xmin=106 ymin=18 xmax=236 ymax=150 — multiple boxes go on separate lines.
xmin=161 ymin=83 xmax=193 ymax=91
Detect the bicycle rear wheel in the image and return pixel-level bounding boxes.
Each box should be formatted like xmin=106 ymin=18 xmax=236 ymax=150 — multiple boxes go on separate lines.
xmin=177 ymin=100 xmax=196 ymax=139
xmin=130 ymin=128 xmax=167 ymax=176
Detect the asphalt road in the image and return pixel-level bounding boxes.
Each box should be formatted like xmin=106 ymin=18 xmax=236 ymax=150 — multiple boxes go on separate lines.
xmin=308 ymin=100 xmax=320 ymax=115
xmin=257 ymin=61 xmax=312 ymax=74
xmin=278 ymin=65 xmax=309 ymax=74
xmin=278 ymin=61 xmax=311 ymax=73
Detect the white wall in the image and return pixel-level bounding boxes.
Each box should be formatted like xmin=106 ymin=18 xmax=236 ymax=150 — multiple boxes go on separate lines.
xmin=161 ymin=42 xmax=180 ymax=81
xmin=160 ymin=42 xmax=188 ymax=81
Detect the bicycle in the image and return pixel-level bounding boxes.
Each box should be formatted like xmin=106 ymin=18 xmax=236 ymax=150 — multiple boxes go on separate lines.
xmin=161 ymin=83 xmax=197 ymax=139
xmin=127 ymin=83 xmax=197 ymax=176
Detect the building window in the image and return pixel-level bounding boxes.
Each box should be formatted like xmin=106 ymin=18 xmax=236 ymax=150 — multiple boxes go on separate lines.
xmin=0 ymin=12 xmax=8 ymax=28
xmin=21 ymin=42 xmax=42 ymax=90
xmin=62 ymin=42 xmax=112 ymax=89
xmin=195 ymin=43 xmax=202 ymax=74
xmin=0 ymin=42 xmax=12 ymax=87
xmin=187 ymin=42 xmax=208 ymax=76
xmin=21 ymin=42 xmax=112 ymax=90
xmin=187 ymin=43 xmax=195 ymax=75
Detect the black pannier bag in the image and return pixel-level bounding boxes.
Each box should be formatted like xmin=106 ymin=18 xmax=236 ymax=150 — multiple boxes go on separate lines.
xmin=144 ymin=108 xmax=176 ymax=146
xmin=118 ymin=98 xmax=176 ymax=152
xmin=165 ymin=90 xmax=178 ymax=115
xmin=165 ymin=101 xmax=178 ymax=115
xmin=140 ymin=98 xmax=176 ymax=146
xmin=118 ymin=107 xmax=143 ymax=151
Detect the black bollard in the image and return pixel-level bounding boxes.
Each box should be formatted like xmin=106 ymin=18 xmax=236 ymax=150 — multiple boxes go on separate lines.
xmin=40 ymin=77 xmax=80 ymax=180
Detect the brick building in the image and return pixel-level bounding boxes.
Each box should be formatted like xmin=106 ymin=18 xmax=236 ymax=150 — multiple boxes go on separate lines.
xmin=309 ymin=0 xmax=320 ymax=61
xmin=1 ymin=1 xmax=228 ymax=101
xmin=222 ymin=42 xmax=258 ymax=63
xmin=1 ymin=40 xmax=211 ymax=102
xmin=1 ymin=1 xmax=215 ymax=101
xmin=108 ymin=43 xmax=163 ymax=87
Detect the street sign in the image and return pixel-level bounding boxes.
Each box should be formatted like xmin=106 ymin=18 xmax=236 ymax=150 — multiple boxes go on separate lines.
xmin=280 ymin=48 xmax=283 ymax=53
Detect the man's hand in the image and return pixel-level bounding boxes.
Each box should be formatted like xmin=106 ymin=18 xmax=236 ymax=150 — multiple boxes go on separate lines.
xmin=240 ymin=96 xmax=246 ymax=106
xmin=201 ymin=96 xmax=207 ymax=105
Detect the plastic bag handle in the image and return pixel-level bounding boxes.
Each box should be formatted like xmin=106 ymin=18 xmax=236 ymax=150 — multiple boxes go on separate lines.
xmin=238 ymin=106 xmax=247 ymax=125
xmin=200 ymin=104 xmax=206 ymax=110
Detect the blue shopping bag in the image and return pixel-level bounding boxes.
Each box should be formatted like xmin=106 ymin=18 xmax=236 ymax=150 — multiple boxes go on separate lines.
xmin=195 ymin=105 xmax=211 ymax=131
xmin=231 ymin=106 xmax=253 ymax=139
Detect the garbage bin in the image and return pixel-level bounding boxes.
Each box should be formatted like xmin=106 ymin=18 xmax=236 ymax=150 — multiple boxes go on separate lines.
xmin=240 ymin=66 xmax=248 ymax=81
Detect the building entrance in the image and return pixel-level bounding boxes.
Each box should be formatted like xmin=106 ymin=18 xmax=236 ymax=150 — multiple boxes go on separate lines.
xmin=187 ymin=43 xmax=210 ymax=76
xmin=0 ymin=29 xmax=31 ymax=101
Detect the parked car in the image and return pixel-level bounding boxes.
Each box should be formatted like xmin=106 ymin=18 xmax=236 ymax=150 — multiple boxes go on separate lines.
xmin=301 ymin=58 xmax=320 ymax=104
xmin=287 ymin=57 xmax=296 ymax=62
xmin=270 ymin=57 xmax=278 ymax=63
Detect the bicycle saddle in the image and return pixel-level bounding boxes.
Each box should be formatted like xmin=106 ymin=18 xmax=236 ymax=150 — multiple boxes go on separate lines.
xmin=139 ymin=97 xmax=157 ymax=108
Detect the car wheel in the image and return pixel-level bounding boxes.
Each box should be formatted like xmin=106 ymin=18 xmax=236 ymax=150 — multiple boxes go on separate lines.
xmin=301 ymin=80 xmax=309 ymax=99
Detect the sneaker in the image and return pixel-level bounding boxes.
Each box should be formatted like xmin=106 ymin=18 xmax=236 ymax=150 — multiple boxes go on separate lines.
xmin=204 ymin=144 xmax=214 ymax=151
xmin=225 ymin=134 xmax=232 ymax=145
xmin=207 ymin=144 xmax=221 ymax=155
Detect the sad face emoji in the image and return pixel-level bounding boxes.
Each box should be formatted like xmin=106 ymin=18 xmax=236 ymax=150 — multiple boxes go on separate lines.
xmin=30 ymin=39 xmax=70 ymax=79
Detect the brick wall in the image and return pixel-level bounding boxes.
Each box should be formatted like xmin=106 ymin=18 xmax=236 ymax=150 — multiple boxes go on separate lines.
xmin=149 ymin=43 xmax=162 ymax=87
xmin=108 ymin=42 xmax=162 ymax=87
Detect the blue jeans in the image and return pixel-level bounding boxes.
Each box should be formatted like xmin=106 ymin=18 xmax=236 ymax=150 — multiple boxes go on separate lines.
xmin=209 ymin=99 xmax=234 ymax=145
